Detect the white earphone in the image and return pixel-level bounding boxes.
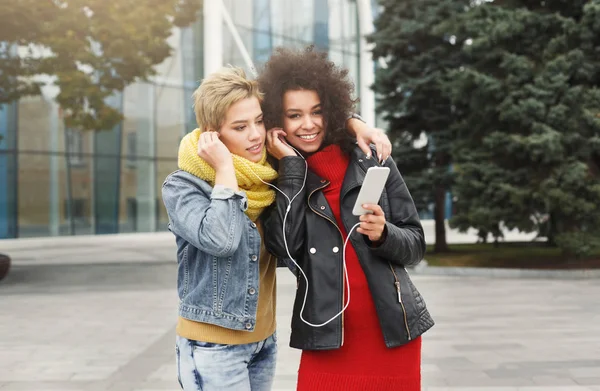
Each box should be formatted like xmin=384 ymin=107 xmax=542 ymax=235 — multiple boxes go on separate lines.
xmin=251 ymin=142 xmax=361 ymax=327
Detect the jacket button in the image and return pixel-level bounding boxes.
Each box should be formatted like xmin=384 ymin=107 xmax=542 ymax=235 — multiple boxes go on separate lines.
xmin=248 ymin=287 xmax=256 ymax=295
xmin=245 ymin=322 xmax=252 ymax=329
xmin=309 ymin=248 xmax=317 ymax=254
xmin=251 ymin=255 xmax=257 ymax=261
xmin=251 ymin=222 xmax=257 ymax=228
xmin=332 ymin=247 xmax=339 ymax=253
xmin=358 ymin=159 xmax=363 ymax=163
xmin=320 ymin=206 xmax=326 ymax=210
xmin=320 ymin=179 xmax=326 ymax=183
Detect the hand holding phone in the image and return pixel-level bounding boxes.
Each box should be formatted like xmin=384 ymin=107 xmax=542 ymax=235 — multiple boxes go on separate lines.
xmin=352 ymin=167 xmax=390 ymax=216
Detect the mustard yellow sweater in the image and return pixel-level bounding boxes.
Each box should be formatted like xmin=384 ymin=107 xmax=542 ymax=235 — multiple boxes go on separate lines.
xmin=176 ymin=221 xmax=276 ymax=344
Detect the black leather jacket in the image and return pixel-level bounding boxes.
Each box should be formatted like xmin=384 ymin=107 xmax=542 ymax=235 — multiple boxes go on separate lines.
xmin=264 ymin=146 xmax=434 ymax=350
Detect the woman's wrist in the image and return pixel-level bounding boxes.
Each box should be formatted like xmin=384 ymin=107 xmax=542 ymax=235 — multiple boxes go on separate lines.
xmin=370 ymin=225 xmax=388 ymax=247
xmin=214 ymin=165 xmax=238 ymax=191
xmin=345 ymin=116 xmax=367 ymax=137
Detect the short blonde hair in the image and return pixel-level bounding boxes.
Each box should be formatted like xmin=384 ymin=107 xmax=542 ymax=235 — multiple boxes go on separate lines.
xmin=192 ymin=66 xmax=263 ymax=131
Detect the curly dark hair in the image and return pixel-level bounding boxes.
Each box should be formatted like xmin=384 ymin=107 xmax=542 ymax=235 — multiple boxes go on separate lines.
xmin=257 ymin=45 xmax=358 ymax=153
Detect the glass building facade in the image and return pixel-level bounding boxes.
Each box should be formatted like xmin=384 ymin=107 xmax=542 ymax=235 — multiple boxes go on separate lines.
xmin=0 ymin=0 xmax=363 ymax=239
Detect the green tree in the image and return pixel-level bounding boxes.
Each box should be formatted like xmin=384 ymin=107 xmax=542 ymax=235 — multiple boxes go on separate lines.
xmin=444 ymin=1 xmax=600 ymax=257
xmin=0 ymin=0 xmax=202 ymax=131
xmin=370 ymin=0 xmax=468 ymax=252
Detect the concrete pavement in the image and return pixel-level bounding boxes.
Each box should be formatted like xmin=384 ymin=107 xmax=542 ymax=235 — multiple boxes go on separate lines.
xmin=0 ymin=233 xmax=598 ymax=391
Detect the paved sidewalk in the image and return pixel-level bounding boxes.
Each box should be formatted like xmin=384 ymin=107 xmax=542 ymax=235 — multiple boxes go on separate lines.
xmin=0 ymin=234 xmax=599 ymax=391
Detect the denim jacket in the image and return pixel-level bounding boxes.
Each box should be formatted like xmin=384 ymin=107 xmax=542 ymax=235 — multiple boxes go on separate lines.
xmin=162 ymin=170 xmax=263 ymax=331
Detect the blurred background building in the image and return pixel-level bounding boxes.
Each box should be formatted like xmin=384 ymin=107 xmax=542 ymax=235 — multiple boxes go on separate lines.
xmin=0 ymin=0 xmax=379 ymax=239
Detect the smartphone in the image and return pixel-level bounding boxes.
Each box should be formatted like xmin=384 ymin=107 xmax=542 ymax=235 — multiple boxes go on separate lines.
xmin=352 ymin=167 xmax=390 ymax=216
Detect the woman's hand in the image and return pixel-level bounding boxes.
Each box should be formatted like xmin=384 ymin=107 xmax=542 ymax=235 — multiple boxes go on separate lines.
xmin=266 ymin=128 xmax=296 ymax=160
xmin=197 ymin=131 xmax=238 ymax=190
xmin=346 ymin=118 xmax=392 ymax=163
xmin=197 ymin=131 xmax=233 ymax=171
xmin=357 ymin=204 xmax=387 ymax=243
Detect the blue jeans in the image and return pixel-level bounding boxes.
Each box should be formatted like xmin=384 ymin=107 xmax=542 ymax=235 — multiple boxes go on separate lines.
xmin=176 ymin=333 xmax=277 ymax=391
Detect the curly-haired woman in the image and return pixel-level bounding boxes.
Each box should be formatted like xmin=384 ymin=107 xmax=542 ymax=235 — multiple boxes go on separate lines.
xmin=260 ymin=46 xmax=434 ymax=391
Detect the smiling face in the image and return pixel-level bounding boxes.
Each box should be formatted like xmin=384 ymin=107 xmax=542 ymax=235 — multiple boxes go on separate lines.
xmin=281 ymin=89 xmax=325 ymax=154
xmin=215 ymin=97 xmax=266 ymax=162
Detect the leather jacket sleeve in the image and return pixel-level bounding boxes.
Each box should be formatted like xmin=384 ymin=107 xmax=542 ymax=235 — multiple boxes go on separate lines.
xmin=367 ymin=158 xmax=426 ymax=267
xmin=263 ymin=156 xmax=307 ymax=261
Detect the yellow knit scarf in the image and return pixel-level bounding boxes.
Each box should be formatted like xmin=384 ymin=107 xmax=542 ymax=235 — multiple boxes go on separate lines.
xmin=178 ymin=129 xmax=278 ymax=221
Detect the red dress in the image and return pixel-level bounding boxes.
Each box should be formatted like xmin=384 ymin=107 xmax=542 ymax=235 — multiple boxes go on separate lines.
xmin=298 ymin=145 xmax=421 ymax=391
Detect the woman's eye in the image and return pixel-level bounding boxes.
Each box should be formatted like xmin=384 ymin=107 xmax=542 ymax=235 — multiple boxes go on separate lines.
xmin=288 ymin=114 xmax=300 ymax=119
xmin=235 ymin=125 xmax=246 ymax=131
xmin=312 ymin=110 xmax=323 ymax=116
xmin=256 ymin=119 xmax=264 ymax=124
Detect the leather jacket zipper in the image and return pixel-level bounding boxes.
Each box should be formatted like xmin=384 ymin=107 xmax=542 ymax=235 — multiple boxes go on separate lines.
xmin=308 ymin=184 xmax=346 ymax=346
xmin=388 ymin=263 xmax=412 ymax=341
xmin=356 ymin=158 xmax=412 ymax=341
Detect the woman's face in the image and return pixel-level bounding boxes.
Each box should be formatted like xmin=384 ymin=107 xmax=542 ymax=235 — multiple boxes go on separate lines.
xmin=216 ymin=97 xmax=266 ymax=162
xmin=281 ymin=89 xmax=325 ymax=154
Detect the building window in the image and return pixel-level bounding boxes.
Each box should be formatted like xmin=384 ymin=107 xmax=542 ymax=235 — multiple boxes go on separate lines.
xmin=126 ymin=132 xmax=137 ymax=168
xmin=66 ymin=128 xmax=85 ymax=167
xmin=64 ymin=198 xmax=86 ymax=220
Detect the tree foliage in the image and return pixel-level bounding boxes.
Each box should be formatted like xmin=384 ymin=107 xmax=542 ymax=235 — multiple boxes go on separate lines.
xmin=444 ymin=0 xmax=600 ymax=256
xmin=370 ymin=0 xmax=469 ymax=252
xmin=372 ymin=0 xmax=600 ymax=258
xmin=0 ymin=0 xmax=202 ymax=131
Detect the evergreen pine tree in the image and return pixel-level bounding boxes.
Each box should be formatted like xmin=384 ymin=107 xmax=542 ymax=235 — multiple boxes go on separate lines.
xmin=370 ymin=0 xmax=469 ymax=252
xmin=445 ymin=1 xmax=600 ymax=257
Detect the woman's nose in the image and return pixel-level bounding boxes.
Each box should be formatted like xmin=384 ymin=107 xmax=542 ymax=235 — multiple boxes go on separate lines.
xmin=302 ymin=115 xmax=315 ymax=130
xmin=248 ymin=124 xmax=261 ymax=140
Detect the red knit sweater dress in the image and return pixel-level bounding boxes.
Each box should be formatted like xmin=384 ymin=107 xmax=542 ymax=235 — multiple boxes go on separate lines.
xmin=297 ymin=144 xmax=421 ymax=391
